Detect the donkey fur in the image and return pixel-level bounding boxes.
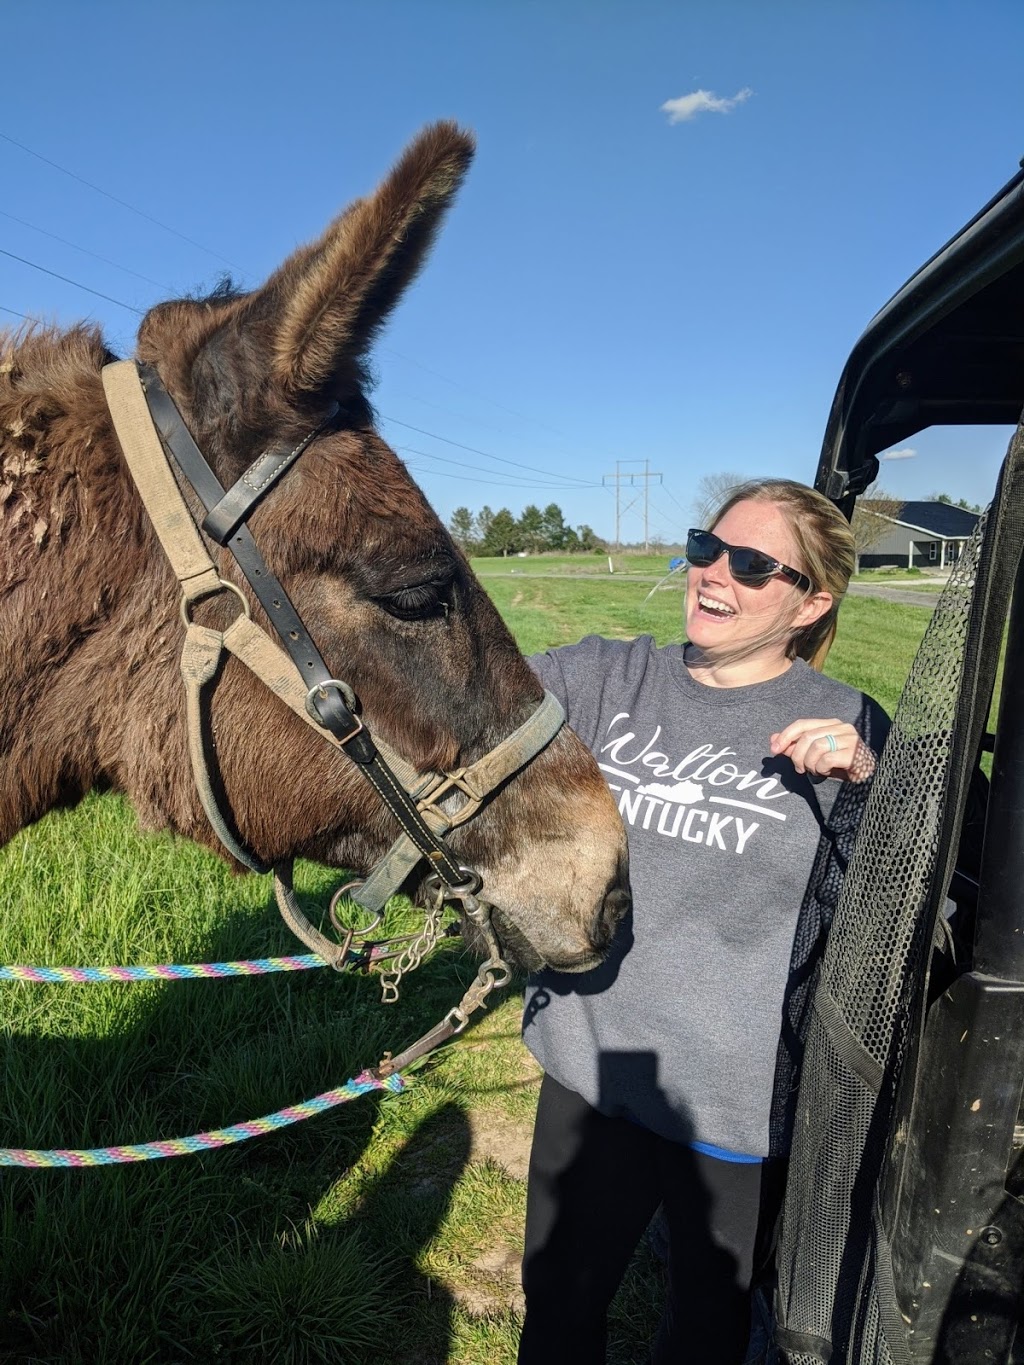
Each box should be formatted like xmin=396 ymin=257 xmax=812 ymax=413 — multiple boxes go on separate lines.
xmin=0 ymin=123 xmax=628 ymax=970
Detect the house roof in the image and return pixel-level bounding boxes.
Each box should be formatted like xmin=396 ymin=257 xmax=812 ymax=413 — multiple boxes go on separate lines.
xmin=893 ymin=501 xmax=980 ymax=537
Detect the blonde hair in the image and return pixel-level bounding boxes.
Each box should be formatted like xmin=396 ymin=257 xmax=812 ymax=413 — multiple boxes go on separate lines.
xmin=707 ymin=478 xmax=855 ymax=670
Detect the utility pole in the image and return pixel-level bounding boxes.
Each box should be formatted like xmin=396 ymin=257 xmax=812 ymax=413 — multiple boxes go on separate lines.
xmin=603 ymin=460 xmax=663 ymax=551
xmin=643 ymin=459 xmax=651 ymax=552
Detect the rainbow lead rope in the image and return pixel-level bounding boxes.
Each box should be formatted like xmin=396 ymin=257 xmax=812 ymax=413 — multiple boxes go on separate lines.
xmin=0 ymin=953 xmax=328 ymax=983
xmin=0 ymin=1071 xmax=406 ymax=1168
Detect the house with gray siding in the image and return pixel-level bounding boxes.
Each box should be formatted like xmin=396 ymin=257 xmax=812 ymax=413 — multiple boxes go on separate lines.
xmin=858 ymin=500 xmax=980 ymax=570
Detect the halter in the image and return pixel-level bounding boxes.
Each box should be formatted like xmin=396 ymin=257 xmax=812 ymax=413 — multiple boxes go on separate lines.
xmin=100 ymin=360 xmax=564 ymax=1032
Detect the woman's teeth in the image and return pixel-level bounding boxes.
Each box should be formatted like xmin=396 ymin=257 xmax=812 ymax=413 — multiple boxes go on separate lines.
xmin=698 ymin=593 xmax=736 ymax=618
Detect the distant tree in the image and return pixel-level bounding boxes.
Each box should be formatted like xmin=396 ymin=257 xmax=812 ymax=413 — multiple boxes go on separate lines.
xmin=852 ymin=484 xmax=903 ymax=572
xmin=482 ymin=507 xmax=522 ymax=557
xmin=926 ymin=491 xmax=983 ymax=513
xmin=448 ymin=506 xmax=477 ymax=553
xmin=541 ymin=503 xmax=572 ymax=550
xmin=691 ymin=471 xmax=746 ymax=529
xmin=455 ymin=502 xmax=607 ymax=555
xmin=517 ymin=504 xmax=546 ymax=553
xmin=576 ymin=524 xmax=605 ymax=553
xmin=475 ymin=505 xmax=495 ymax=546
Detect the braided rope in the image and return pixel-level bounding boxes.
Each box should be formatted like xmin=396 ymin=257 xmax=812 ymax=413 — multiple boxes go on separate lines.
xmin=0 ymin=953 xmax=330 ymax=983
xmin=0 ymin=1070 xmax=407 ymax=1167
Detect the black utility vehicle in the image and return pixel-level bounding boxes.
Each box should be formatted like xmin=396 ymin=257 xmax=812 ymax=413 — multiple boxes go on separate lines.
xmin=775 ymin=164 xmax=1024 ymax=1365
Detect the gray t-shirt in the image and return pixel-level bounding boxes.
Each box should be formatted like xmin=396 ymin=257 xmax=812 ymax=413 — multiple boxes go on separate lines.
xmin=524 ymin=635 xmax=888 ymax=1160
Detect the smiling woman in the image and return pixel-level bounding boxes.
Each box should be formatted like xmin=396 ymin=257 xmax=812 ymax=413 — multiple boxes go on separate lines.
xmin=516 ymin=478 xmax=889 ymax=1365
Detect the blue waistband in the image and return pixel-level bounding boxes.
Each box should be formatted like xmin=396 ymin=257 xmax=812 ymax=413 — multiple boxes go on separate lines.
xmin=690 ymin=1140 xmax=764 ymax=1165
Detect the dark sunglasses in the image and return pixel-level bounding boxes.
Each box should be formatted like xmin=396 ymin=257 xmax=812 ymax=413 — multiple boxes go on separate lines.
xmin=686 ymin=529 xmax=812 ymax=592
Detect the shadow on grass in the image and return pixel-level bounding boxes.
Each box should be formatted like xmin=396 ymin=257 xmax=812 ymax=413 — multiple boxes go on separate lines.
xmin=0 ymin=885 xmax=477 ymax=1364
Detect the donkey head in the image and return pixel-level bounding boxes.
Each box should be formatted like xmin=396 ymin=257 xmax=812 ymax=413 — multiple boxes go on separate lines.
xmin=124 ymin=122 xmax=629 ymax=972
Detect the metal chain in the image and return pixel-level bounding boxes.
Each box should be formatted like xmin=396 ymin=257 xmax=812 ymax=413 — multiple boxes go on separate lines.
xmin=375 ymin=876 xmax=512 ymax=1026
xmin=377 ymin=881 xmax=450 ymax=1004
xmin=369 ymin=889 xmax=514 ymax=1077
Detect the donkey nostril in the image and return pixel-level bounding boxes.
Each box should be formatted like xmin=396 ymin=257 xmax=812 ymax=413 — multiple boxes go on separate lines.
xmin=605 ymin=886 xmax=630 ymax=929
xmin=592 ymin=886 xmax=630 ymax=949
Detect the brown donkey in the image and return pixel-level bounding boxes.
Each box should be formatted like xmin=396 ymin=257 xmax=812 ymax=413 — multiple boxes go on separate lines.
xmin=0 ymin=123 xmax=629 ymax=973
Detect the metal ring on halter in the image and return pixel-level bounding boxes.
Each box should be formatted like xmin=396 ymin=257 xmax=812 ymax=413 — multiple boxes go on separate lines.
xmin=823 ymin=733 xmax=839 ymax=753
xmin=304 ymin=678 xmax=358 ymax=724
xmin=179 ymin=578 xmax=252 ymax=627
xmin=328 ymin=881 xmax=383 ymax=939
xmin=425 ymin=866 xmax=483 ymax=900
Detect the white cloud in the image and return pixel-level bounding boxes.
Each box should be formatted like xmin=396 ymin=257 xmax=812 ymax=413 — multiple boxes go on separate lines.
xmin=880 ymin=447 xmax=917 ymax=461
xmin=660 ymin=87 xmax=753 ymax=125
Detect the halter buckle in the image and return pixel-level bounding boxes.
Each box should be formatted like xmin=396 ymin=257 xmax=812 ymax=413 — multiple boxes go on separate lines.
xmin=304 ymin=679 xmax=363 ymax=742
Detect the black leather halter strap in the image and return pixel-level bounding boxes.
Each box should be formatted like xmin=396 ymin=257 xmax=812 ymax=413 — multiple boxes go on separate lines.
xmin=203 ymin=415 xmax=339 ymax=546
xmin=136 ymin=364 xmax=469 ymax=889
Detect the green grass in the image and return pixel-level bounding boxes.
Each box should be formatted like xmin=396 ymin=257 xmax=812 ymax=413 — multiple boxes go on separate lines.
xmin=0 ymin=581 xmax=938 ymax=1363
xmin=852 ymin=567 xmax=928 ymax=580
xmin=880 ymin=580 xmax=949 ymax=591
xmin=470 ymin=552 xmax=675 ymax=578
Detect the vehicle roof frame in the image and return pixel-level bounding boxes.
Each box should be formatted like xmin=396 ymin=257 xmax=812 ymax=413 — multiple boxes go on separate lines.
xmin=816 ymin=162 xmax=1024 ymax=515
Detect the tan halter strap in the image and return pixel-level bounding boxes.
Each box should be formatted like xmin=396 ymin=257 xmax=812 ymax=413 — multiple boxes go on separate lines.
xmin=101 ymin=359 xmax=565 ymax=928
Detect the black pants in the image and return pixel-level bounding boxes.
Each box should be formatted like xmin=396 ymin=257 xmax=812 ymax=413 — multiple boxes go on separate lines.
xmin=518 ymin=1074 xmax=785 ymax=1365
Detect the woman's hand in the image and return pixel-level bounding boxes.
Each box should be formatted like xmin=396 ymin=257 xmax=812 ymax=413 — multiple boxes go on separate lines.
xmin=769 ymin=718 xmax=877 ymax=783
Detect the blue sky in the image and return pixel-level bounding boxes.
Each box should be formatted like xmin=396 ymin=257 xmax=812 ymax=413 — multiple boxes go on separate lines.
xmin=2 ymin=1 xmax=1022 ymax=544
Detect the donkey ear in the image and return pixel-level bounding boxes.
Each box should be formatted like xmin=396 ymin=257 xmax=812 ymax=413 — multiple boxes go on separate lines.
xmin=265 ymin=121 xmax=474 ymax=396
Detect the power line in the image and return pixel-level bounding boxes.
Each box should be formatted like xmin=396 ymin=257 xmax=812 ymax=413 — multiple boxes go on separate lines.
xmin=381 ymin=414 xmax=598 ymax=487
xmin=3 ymin=132 xmax=676 ymax=537
xmin=662 ymin=485 xmax=694 ymax=525
xmin=0 ymin=259 xmax=607 ymax=499
xmin=645 ymin=501 xmax=690 ymax=540
xmin=0 ymin=248 xmax=144 ymax=315
xmin=404 ymin=463 xmax=595 ymax=493
xmin=0 ymin=209 xmax=173 ymax=291
xmin=589 ymin=482 xmax=687 ymax=544
xmin=2 ymin=132 xmax=641 ymax=492
xmin=0 ymin=251 xmax=669 ymax=519
xmin=2 ymin=237 xmax=625 ymax=497
xmin=603 ymin=460 xmax=663 ymax=550
xmin=387 ymin=378 xmax=632 ymax=473
xmin=0 ymin=129 xmax=248 ymax=274
xmin=2 ymin=259 xmax=669 ymax=537
xmin=380 ymin=344 xmax=576 ymax=441
xmin=398 ymin=445 xmax=602 ymax=490
xmin=0 ymin=301 xmax=634 ymax=527
xmin=2 ymin=126 xmax=655 ymax=497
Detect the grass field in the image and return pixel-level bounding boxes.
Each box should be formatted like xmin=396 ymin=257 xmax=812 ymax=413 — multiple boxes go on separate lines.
xmin=470 ymin=553 xmax=672 ymax=579
xmin=0 ymin=574 xmax=937 ymax=1364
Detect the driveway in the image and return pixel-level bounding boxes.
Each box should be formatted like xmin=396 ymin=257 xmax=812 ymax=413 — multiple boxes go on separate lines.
xmin=846 ymin=577 xmax=947 ymax=607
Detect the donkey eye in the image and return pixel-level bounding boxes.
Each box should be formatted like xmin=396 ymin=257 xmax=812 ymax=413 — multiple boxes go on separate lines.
xmin=375 ymin=578 xmax=453 ymax=621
